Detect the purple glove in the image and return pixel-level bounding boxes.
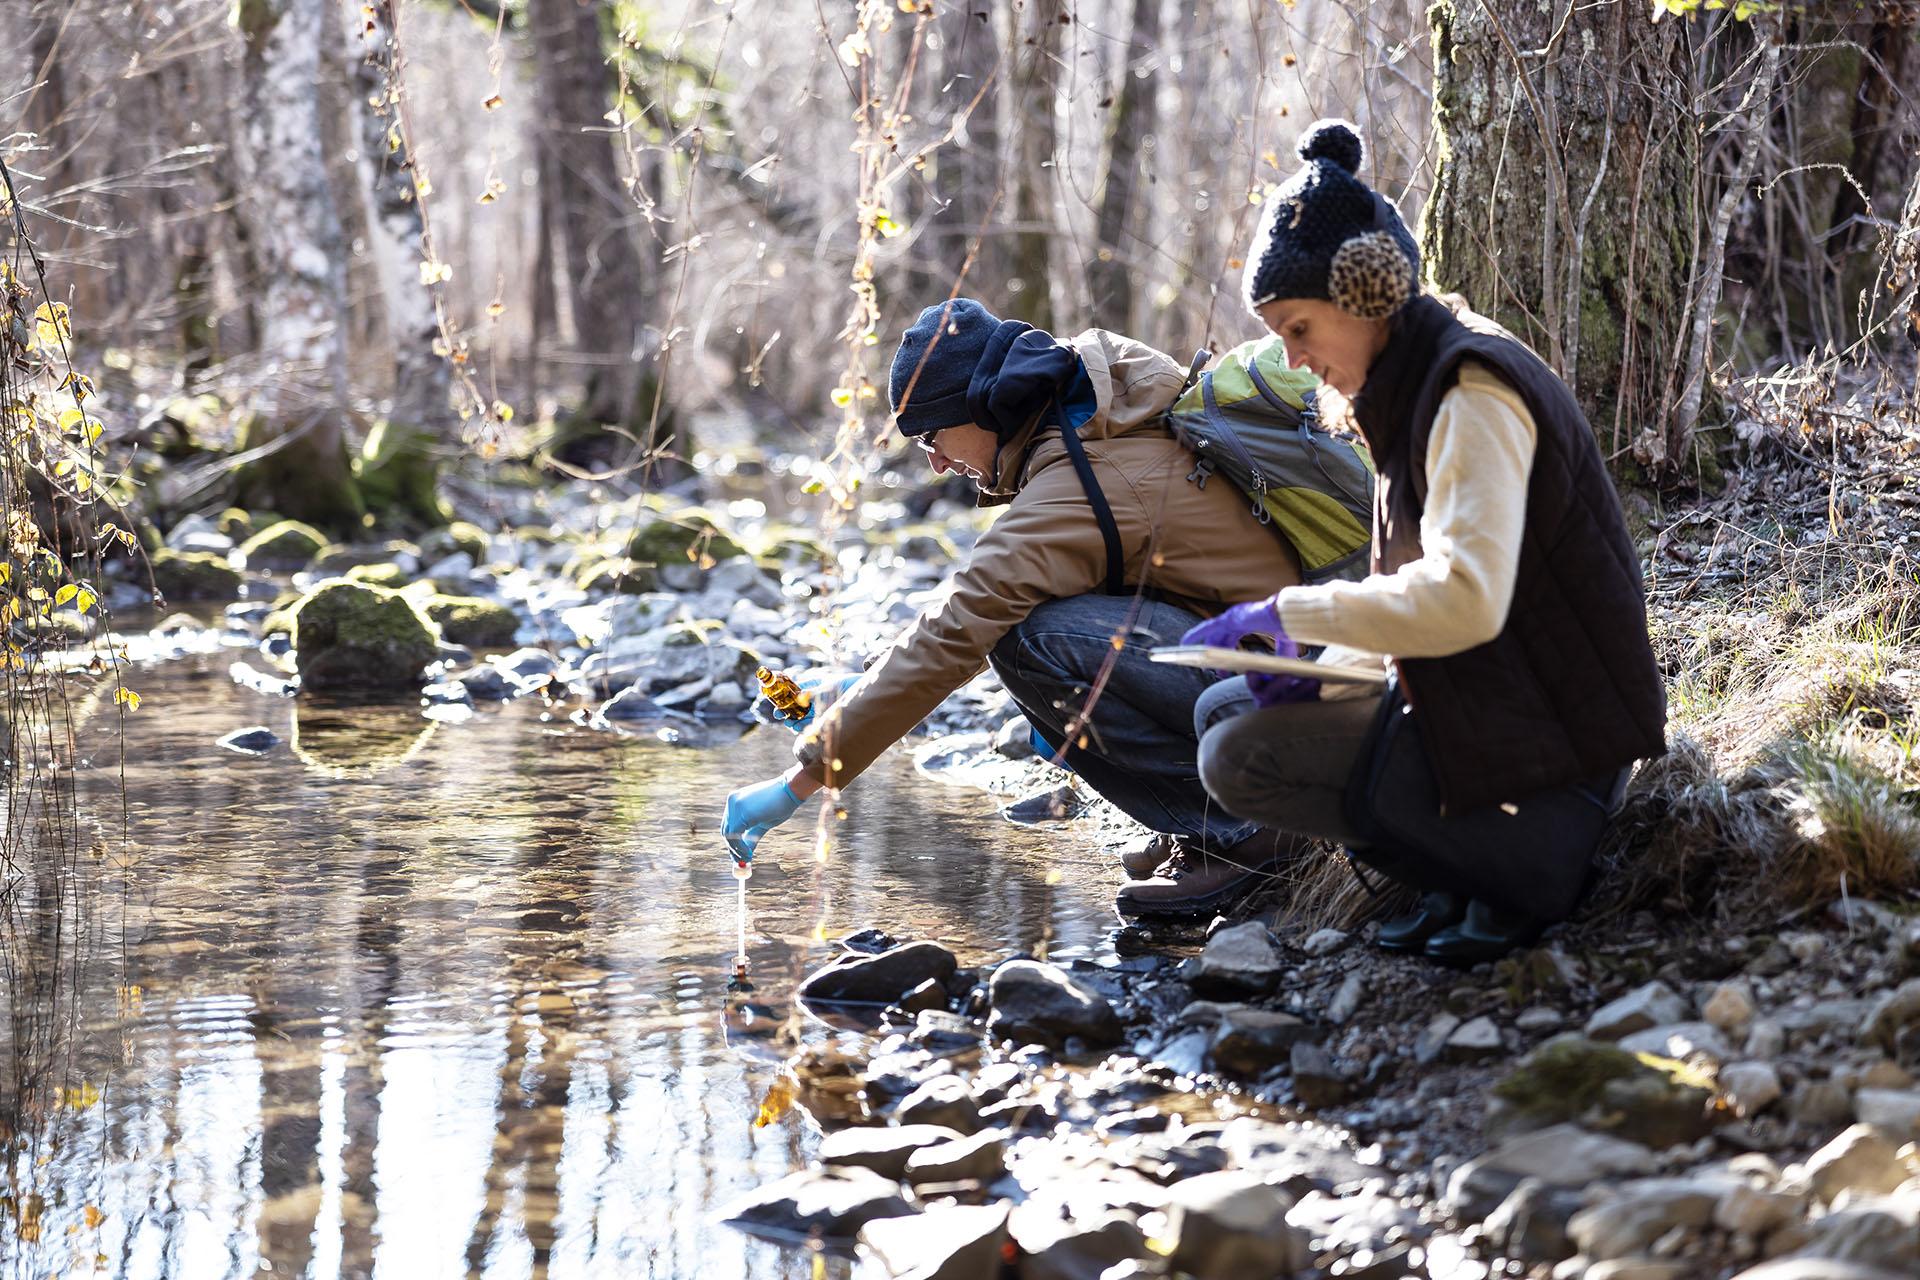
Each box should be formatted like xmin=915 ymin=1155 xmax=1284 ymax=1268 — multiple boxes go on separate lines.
xmin=1246 ymin=668 xmax=1321 ymax=707
xmin=1179 ymin=598 xmax=1285 ymax=651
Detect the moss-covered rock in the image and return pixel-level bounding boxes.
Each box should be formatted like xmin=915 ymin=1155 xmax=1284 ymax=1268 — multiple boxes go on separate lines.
xmin=419 ymin=521 xmax=489 ymax=565
xmin=240 ymin=519 xmax=329 ymax=570
xmin=151 ymin=549 xmax=244 ymax=601
xmin=1488 ymin=1036 xmax=1714 ymax=1149
xmin=625 ymin=516 xmax=745 ymax=568
xmin=217 ymin=508 xmax=256 ymax=541
xmin=344 ymin=562 xmax=411 ymax=590
xmin=576 ymin=557 xmax=659 ymax=595
xmin=290 ymin=580 xmax=439 ymax=691
xmin=423 ymin=595 xmax=518 ymax=648
xmin=312 ymin=540 xmax=420 ymax=575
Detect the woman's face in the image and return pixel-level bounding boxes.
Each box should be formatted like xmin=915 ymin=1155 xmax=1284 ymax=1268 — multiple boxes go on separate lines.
xmin=1254 ymin=298 xmax=1390 ymax=396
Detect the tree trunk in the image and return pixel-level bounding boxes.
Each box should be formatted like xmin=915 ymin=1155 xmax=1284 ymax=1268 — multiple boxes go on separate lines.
xmin=231 ymin=0 xmax=364 ymax=530
xmin=1086 ymin=0 xmax=1162 ymax=330
xmin=342 ymin=0 xmax=455 ymax=529
xmin=526 ymin=0 xmax=659 ymax=467
xmin=1422 ymin=0 xmax=1695 ymax=463
xmin=931 ymin=1 xmax=1004 ymax=299
xmin=1007 ymin=0 xmax=1061 ymax=330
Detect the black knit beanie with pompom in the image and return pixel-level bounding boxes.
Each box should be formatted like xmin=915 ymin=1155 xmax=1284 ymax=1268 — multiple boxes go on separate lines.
xmin=1241 ymin=119 xmax=1421 ymax=320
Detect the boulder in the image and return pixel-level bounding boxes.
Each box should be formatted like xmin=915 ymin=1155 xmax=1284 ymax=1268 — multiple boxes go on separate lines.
xmin=289 ymin=581 xmax=438 ymax=691
xmin=1160 ymin=1171 xmax=1309 ymax=1280
xmin=626 ymin=516 xmax=746 ymax=568
xmin=799 ymin=941 xmax=959 ymax=1006
xmin=986 ymin=960 xmax=1121 ymax=1049
xmin=1008 ymin=1208 xmax=1145 ymax=1280
xmin=1481 ymin=1178 xmax=1580 ymax=1263
xmin=819 ymin=1125 xmax=964 ymax=1180
xmin=1585 ymin=981 xmax=1691 ymax=1041
xmin=858 ymin=1202 xmax=1007 ymax=1280
xmin=1714 ymin=1184 xmax=1804 ymax=1237
xmin=238 ymin=519 xmax=327 ymax=569
xmin=902 ymin=1129 xmax=1005 ymax=1185
xmin=150 ymin=549 xmax=243 ymax=601
xmin=1208 ymin=1008 xmax=1318 ymax=1077
xmin=1801 ymin=1125 xmax=1909 ymax=1202
xmin=1720 ymin=1061 xmax=1785 ymax=1118
xmin=423 ymin=596 xmax=518 ymax=648
xmin=719 ymin=1166 xmax=915 ymax=1243
xmin=1788 ymin=1196 xmax=1920 ymax=1274
xmin=1456 ymin=1123 xmax=1656 ymax=1192
xmin=1189 ymin=922 xmax=1285 ymax=997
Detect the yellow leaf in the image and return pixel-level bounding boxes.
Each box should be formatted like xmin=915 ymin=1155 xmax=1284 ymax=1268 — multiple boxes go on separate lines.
xmin=75 ymin=471 xmax=92 ymax=494
xmin=829 ymin=387 xmax=853 ymax=408
xmin=26 ymin=586 xmax=47 ymax=603
xmin=53 ymin=459 xmax=74 ymax=477
xmin=54 ymin=584 xmax=76 ymax=606
xmin=75 ymin=587 xmax=95 ymax=613
xmin=83 ymin=1206 xmax=104 ymax=1229
xmin=0 ymin=564 xmax=11 ymax=586
xmin=57 ymin=407 xmax=83 ymax=431
xmin=60 ymin=1082 xmax=100 ymax=1110
xmin=113 ymin=688 xmax=140 ymax=711
xmin=753 ymin=1076 xmax=795 ymax=1128
xmin=491 ymin=400 xmax=514 ymax=423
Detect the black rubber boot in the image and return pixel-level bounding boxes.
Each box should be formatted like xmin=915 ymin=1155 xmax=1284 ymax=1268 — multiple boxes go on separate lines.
xmin=1374 ymin=891 xmax=1467 ymax=953
xmin=1423 ymin=899 xmax=1545 ymax=966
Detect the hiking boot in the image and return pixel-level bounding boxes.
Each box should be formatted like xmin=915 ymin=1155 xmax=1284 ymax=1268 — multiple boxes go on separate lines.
xmin=1116 ymin=832 xmax=1176 ymax=880
xmin=1374 ymin=891 xmax=1467 ymax=953
xmin=1423 ymin=899 xmax=1545 ymax=966
xmin=1114 ymin=830 xmax=1303 ymax=918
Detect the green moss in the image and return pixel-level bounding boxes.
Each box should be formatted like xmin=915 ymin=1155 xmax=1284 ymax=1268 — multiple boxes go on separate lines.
xmin=423 ymin=595 xmax=518 ymax=648
xmin=576 ymin=557 xmax=659 ymax=595
xmin=1490 ymin=1036 xmax=1713 ymax=1149
xmin=290 ymin=580 xmax=439 ymax=691
xmin=355 ymin=419 xmax=451 ymax=530
xmin=625 ymin=516 xmax=744 ymax=567
xmin=239 ymin=519 xmax=328 ymax=569
xmin=150 ymin=549 xmax=244 ymax=602
xmin=344 ymin=562 xmax=411 ymax=590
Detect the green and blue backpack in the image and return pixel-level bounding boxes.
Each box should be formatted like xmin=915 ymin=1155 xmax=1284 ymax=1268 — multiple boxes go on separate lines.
xmin=1166 ymin=337 xmax=1375 ymax=583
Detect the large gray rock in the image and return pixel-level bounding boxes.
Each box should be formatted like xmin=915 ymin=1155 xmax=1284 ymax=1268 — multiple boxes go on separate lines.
xmin=598 ymin=687 xmax=670 ymax=722
xmin=986 ymin=960 xmax=1121 ymax=1049
xmin=1189 ymin=922 xmax=1285 ymax=997
xmin=819 ymin=1124 xmax=964 ymax=1180
xmin=1787 ymin=1195 xmax=1920 ymax=1274
xmin=1008 ymin=1208 xmax=1145 ymax=1280
xmin=719 ymin=1166 xmax=916 ymax=1242
xmin=903 ymin=1129 xmax=1005 ymax=1185
xmin=800 ymin=941 xmax=959 ymax=1006
xmin=1585 ymin=981 xmax=1691 ymax=1040
xmin=859 ymin=1201 xmax=1008 ymax=1280
xmin=1714 ymin=1184 xmax=1805 ymax=1237
xmin=1852 ymin=1087 xmax=1920 ymax=1137
xmin=1568 ymin=1177 xmax=1727 ymax=1260
xmin=1801 ymin=1126 xmax=1909 ymax=1202
xmin=1481 ymin=1178 xmax=1581 ymax=1263
xmin=1159 ymin=1171 xmax=1309 ymax=1280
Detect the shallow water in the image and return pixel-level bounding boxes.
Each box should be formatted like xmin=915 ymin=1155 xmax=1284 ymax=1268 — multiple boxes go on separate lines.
xmin=0 ymin=651 xmax=1121 ymax=1279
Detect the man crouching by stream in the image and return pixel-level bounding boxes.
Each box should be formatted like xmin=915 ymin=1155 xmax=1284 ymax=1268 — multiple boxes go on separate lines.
xmin=719 ymin=297 xmax=1312 ymax=917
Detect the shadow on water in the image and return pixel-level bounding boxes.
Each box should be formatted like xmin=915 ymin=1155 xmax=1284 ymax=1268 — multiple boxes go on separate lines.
xmin=0 ymin=651 xmax=1121 ymax=1279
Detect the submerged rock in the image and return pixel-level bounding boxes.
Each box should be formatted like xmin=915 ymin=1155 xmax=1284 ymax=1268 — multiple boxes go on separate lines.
xmin=290 ymin=581 xmax=439 ymax=691
xmin=986 ymin=960 xmax=1121 ymax=1049
xmin=800 ymin=941 xmax=959 ymax=1006
xmin=217 ymin=726 xmax=280 ymax=754
xmin=719 ymin=1166 xmax=915 ymax=1243
xmin=599 ymin=688 xmax=670 ymax=722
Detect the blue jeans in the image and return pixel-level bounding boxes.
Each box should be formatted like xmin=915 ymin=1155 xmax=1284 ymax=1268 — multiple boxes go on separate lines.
xmin=988 ymin=594 xmax=1262 ymax=849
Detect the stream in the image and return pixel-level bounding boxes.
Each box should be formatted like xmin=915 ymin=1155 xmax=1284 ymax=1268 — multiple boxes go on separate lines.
xmin=0 ymin=648 xmax=1121 ymax=1280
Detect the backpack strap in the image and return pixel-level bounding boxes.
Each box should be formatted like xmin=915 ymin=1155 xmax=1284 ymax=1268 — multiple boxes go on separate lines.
xmin=1050 ymin=397 xmax=1127 ymax=596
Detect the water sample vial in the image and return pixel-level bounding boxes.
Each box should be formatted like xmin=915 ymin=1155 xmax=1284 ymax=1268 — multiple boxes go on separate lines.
xmin=754 ymin=666 xmax=812 ymax=723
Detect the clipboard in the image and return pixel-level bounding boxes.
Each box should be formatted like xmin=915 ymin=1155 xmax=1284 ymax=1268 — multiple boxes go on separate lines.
xmin=1149 ymin=645 xmax=1389 ymax=687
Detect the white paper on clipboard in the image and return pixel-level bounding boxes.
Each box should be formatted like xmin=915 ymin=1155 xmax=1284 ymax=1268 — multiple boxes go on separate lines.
xmin=1149 ymin=645 xmax=1389 ymax=687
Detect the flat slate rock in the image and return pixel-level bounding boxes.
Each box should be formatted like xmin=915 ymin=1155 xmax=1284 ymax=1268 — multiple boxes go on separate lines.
xmin=800 ymin=941 xmax=959 ymax=1006
xmin=719 ymin=1166 xmax=916 ymax=1243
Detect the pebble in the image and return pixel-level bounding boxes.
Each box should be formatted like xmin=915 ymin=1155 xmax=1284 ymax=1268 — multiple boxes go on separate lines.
xmin=1290 ymin=1041 xmax=1348 ymax=1108
xmin=1703 ymin=980 xmax=1757 ymax=1032
xmin=799 ymin=941 xmax=959 ymax=1006
xmin=903 ymin=1129 xmax=1006 ymax=1185
xmin=1617 ymin=1021 xmax=1734 ymax=1066
xmin=1788 ymin=1079 xmax=1856 ymax=1129
xmin=1462 ymin=1124 xmax=1656 ymax=1189
xmin=1849 ymin=1087 xmax=1920 ymax=1138
xmin=1444 ymin=1016 xmax=1503 ymax=1063
xmin=1713 ymin=1184 xmax=1803 ymax=1237
xmin=1207 ymin=1008 xmax=1318 ymax=1077
xmin=1719 ymin=1061 xmax=1784 ymax=1118
xmin=216 ymin=726 xmax=280 ymax=754
xmin=1586 ymin=981 xmax=1691 ymax=1041
xmin=1745 ymin=1018 xmax=1787 ymax=1059
xmin=1326 ymin=971 xmax=1366 ymax=1024
xmin=1301 ymin=928 xmax=1349 ymax=957
xmin=1516 ymin=1007 xmax=1566 ymax=1034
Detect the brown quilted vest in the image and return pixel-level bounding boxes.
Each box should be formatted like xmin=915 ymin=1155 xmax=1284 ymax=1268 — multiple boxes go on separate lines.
xmin=1352 ymin=296 xmax=1667 ymax=812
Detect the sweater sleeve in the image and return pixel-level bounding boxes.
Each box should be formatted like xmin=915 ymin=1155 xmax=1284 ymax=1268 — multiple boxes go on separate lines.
xmin=1276 ymin=363 xmax=1536 ymax=659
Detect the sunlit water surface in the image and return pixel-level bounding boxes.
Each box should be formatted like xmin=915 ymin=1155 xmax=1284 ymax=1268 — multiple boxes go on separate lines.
xmin=0 ymin=651 xmax=1120 ymax=1279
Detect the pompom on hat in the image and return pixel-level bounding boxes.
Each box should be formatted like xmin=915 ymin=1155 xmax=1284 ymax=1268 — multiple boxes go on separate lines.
xmin=1241 ymin=119 xmax=1420 ymax=320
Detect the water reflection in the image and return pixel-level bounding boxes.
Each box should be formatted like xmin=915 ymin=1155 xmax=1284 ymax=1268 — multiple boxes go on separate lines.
xmin=0 ymin=649 xmax=1118 ymax=1278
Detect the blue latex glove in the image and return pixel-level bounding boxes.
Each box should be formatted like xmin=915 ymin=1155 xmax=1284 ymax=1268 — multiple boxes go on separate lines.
xmin=1180 ymin=597 xmax=1286 ymax=652
xmin=723 ymin=777 xmax=802 ymax=862
xmin=754 ymin=672 xmax=860 ymax=732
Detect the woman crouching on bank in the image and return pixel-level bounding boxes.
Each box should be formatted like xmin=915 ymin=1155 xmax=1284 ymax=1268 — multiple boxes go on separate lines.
xmin=1186 ymin=119 xmax=1667 ymax=963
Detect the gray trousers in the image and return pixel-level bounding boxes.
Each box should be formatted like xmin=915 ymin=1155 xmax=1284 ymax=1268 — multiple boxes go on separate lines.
xmin=1195 ymin=677 xmax=1376 ymax=844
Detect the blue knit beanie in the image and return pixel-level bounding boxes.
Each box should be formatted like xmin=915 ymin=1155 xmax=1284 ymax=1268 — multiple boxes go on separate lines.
xmin=1242 ymin=119 xmax=1420 ymax=320
xmin=889 ymin=298 xmax=1002 ymax=437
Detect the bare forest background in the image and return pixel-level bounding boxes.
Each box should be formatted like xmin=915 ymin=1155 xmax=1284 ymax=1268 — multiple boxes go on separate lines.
xmin=2 ymin=0 xmax=1914 ymax=548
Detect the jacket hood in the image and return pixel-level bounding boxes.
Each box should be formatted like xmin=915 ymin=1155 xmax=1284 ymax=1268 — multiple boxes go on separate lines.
xmin=977 ymin=328 xmax=1188 ymax=500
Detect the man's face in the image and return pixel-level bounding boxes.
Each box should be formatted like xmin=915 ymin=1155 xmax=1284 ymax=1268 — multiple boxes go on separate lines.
xmin=1255 ymin=298 xmax=1389 ymax=397
xmin=914 ymin=422 xmax=1000 ymax=485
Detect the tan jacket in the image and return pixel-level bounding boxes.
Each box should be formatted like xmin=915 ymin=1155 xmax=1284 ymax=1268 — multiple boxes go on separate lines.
xmin=796 ymin=329 xmax=1303 ymax=788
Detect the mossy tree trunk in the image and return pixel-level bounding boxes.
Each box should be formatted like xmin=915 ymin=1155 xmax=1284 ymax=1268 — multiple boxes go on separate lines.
xmin=1085 ymin=0 xmax=1163 ymax=332
xmin=231 ymin=0 xmax=364 ymax=531
xmin=341 ymin=0 xmax=454 ymax=530
xmin=1422 ymin=0 xmax=1695 ymax=469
